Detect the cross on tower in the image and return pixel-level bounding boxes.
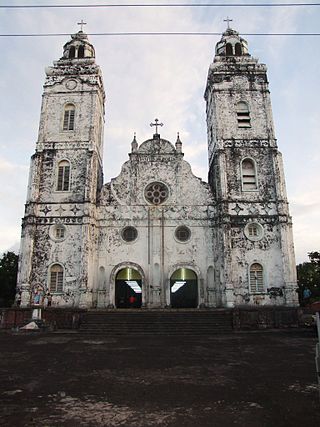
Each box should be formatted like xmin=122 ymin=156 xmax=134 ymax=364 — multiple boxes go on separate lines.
xmin=223 ymin=17 xmax=233 ymax=29
xmin=150 ymin=118 xmax=163 ymax=135
xmin=77 ymin=20 xmax=87 ymax=32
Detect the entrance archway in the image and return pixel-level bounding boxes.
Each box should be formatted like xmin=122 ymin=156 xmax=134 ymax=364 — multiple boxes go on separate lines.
xmin=115 ymin=268 xmax=142 ymax=308
xmin=170 ymin=268 xmax=198 ymax=308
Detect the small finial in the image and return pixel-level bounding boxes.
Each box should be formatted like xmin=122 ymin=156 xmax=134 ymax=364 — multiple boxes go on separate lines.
xmin=175 ymin=132 xmax=182 ymax=153
xmin=223 ymin=17 xmax=233 ymax=30
xmin=131 ymin=132 xmax=138 ymax=152
xmin=77 ymin=20 xmax=87 ymax=32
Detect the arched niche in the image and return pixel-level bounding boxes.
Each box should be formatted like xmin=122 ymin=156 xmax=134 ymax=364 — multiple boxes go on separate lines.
xmin=98 ymin=266 xmax=106 ymax=290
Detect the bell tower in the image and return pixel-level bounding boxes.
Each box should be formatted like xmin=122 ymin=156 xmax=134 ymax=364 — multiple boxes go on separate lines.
xmin=17 ymin=30 xmax=105 ymax=307
xmin=204 ymin=26 xmax=298 ymax=307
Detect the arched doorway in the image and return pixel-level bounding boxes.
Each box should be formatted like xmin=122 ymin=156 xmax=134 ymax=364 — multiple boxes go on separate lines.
xmin=115 ymin=268 xmax=142 ymax=308
xmin=170 ymin=268 xmax=198 ymax=308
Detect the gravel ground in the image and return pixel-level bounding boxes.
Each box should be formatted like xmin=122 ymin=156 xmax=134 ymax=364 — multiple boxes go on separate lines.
xmin=0 ymin=329 xmax=319 ymax=426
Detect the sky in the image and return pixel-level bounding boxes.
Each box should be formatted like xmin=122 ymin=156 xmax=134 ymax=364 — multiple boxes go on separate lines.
xmin=0 ymin=0 xmax=319 ymax=264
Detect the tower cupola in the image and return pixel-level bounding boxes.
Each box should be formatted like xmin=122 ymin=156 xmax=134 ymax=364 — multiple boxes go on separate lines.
xmin=62 ymin=31 xmax=95 ymax=60
xmin=215 ymin=27 xmax=249 ymax=57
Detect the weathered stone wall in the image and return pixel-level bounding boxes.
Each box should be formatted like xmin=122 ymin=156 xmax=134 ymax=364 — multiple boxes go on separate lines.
xmin=17 ymin=33 xmax=105 ymax=308
xmin=97 ymin=137 xmax=216 ymax=308
xmin=16 ymin=30 xmax=298 ymax=310
xmin=205 ymin=30 xmax=298 ymax=307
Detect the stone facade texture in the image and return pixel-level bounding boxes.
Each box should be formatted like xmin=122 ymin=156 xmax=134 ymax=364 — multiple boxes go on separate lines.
xmin=16 ymin=28 xmax=299 ymax=309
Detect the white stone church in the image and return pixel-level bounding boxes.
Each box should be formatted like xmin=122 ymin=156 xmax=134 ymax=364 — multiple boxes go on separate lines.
xmin=17 ymin=27 xmax=298 ymax=309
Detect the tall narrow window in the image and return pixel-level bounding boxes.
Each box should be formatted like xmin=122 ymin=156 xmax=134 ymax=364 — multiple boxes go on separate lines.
xmin=49 ymin=264 xmax=64 ymax=293
xmin=57 ymin=160 xmax=70 ymax=191
xmin=55 ymin=225 xmax=65 ymax=240
xmin=241 ymin=158 xmax=257 ymax=191
xmin=235 ymin=43 xmax=242 ymax=56
xmin=250 ymin=263 xmax=264 ymax=293
xmin=226 ymin=43 xmax=233 ymax=56
xmin=78 ymin=45 xmax=84 ymax=58
xmin=63 ymin=104 xmax=75 ymax=131
xmin=69 ymin=46 xmax=75 ymax=59
xmin=236 ymin=101 xmax=251 ymax=128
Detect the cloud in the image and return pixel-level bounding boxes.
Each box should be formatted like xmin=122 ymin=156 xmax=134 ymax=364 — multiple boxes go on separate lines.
xmin=0 ymin=1 xmax=319 ymax=265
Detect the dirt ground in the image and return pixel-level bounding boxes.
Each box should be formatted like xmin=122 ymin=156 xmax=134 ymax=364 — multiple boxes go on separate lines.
xmin=0 ymin=329 xmax=319 ymax=427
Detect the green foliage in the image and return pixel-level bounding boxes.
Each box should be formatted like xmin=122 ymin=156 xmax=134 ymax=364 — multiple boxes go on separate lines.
xmin=0 ymin=251 xmax=18 ymax=307
xmin=296 ymin=251 xmax=320 ymax=305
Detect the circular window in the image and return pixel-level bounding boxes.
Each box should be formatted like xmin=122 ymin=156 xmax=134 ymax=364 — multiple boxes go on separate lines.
xmin=65 ymin=79 xmax=77 ymax=90
xmin=175 ymin=226 xmax=191 ymax=242
xmin=244 ymin=222 xmax=264 ymax=242
xmin=121 ymin=226 xmax=138 ymax=242
xmin=49 ymin=224 xmax=66 ymax=242
xmin=145 ymin=182 xmax=169 ymax=205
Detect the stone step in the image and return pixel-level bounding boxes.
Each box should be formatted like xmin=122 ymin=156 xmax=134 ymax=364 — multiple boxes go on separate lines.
xmin=79 ymin=310 xmax=233 ymax=335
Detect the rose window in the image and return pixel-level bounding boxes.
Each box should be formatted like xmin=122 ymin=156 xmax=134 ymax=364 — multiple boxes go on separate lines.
xmin=145 ymin=182 xmax=169 ymax=205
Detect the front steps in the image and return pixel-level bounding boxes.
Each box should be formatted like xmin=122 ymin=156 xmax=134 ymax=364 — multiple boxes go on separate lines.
xmin=79 ymin=309 xmax=234 ymax=336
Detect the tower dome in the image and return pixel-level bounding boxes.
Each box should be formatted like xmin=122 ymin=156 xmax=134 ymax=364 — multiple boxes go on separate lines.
xmin=215 ymin=27 xmax=249 ymax=57
xmin=62 ymin=31 xmax=95 ymax=60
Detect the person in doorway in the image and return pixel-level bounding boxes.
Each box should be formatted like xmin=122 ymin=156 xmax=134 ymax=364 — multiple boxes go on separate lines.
xmin=129 ymin=295 xmax=136 ymax=306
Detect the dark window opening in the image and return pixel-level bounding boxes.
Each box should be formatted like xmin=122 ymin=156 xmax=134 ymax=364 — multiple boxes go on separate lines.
xmin=69 ymin=46 xmax=75 ymax=59
xmin=226 ymin=43 xmax=233 ymax=56
xmin=175 ymin=226 xmax=191 ymax=242
xmin=236 ymin=102 xmax=251 ymax=128
xmin=235 ymin=43 xmax=242 ymax=56
xmin=122 ymin=226 xmax=138 ymax=242
xmin=78 ymin=45 xmax=85 ymax=58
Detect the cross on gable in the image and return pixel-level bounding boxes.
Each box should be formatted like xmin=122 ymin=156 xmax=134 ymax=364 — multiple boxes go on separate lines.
xmin=77 ymin=20 xmax=87 ymax=32
xmin=223 ymin=17 xmax=233 ymax=29
xmin=150 ymin=118 xmax=163 ymax=135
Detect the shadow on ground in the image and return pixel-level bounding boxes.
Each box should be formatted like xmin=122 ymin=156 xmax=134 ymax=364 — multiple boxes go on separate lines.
xmin=0 ymin=329 xmax=319 ymax=426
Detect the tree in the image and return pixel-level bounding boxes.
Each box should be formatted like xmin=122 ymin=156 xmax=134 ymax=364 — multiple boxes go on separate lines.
xmin=296 ymin=251 xmax=320 ymax=305
xmin=0 ymin=251 xmax=18 ymax=307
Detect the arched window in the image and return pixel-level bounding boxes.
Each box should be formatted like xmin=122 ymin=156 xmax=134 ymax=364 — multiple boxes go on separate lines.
xmin=249 ymin=263 xmax=264 ymax=293
xmin=69 ymin=46 xmax=75 ymax=59
xmin=241 ymin=158 xmax=257 ymax=191
xmin=57 ymin=160 xmax=70 ymax=191
xmin=78 ymin=45 xmax=84 ymax=58
xmin=235 ymin=43 xmax=242 ymax=56
xmin=226 ymin=43 xmax=233 ymax=56
xmin=49 ymin=264 xmax=64 ymax=293
xmin=236 ymin=101 xmax=251 ymax=128
xmin=63 ymin=104 xmax=75 ymax=131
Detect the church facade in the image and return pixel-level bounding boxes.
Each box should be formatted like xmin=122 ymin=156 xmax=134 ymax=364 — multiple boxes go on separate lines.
xmin=16 ymin=28 xmax=298 ymax=309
